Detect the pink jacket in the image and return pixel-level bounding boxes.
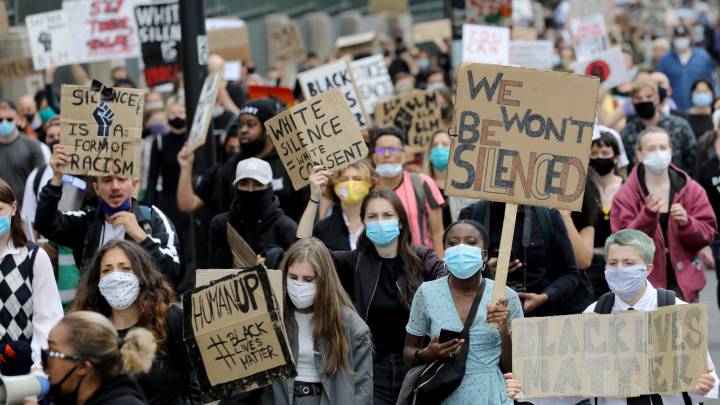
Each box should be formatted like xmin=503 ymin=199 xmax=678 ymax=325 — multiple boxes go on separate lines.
xmin=610 ymin=164 xmax=717 ymax=302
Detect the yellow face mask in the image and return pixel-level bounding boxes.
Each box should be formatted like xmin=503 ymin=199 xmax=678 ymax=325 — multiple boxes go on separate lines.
xmin=334 ymin=180 xmax=370 ymax=206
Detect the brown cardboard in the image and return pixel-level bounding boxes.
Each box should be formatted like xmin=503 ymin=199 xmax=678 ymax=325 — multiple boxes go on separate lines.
xmin=336 ymin=31 xmax=377 ymax=58
xmin=187 ymin=72 xmax=222 ymax=153
xmin=184 ymin=267 xmax=295 ymax=398
xmin=568 ymin=0 xmax=610 ymax=22
xmin=264 ymin=88 xmax=368 ymax=190
xmin=512 ymin=304 xmax=708 ymax=398
xmin=59 ymin=84 xmax=145 ymax=179
xmin=0 ymin=2 xmax=8 ymax=33
xmin=446 ymin=63 xmax=599 ymax=211
xmin=208 ymin=26 xmax=252 ymax=61
xmin=511 ymin=26 xmax=538 ymax=41
xmin=268 ymin=22 xmax=306 ymax=63
xmin=413 ymin=19 xmax=452 ymax=44
xmin=374 ymin=90 xmax=441 ymax=152
xmin=195 ymin=268 xmax=284 ymax=315
xmin=368 ymin=0 xmax=408 ymax=14
xmin=227 ymin=225 xmax=258 ymax=268
xmin=0 ymin=57 xmax=37 ymax=80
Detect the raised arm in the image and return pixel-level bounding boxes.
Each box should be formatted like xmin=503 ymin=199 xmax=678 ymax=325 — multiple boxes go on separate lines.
xmin=176 ymin=145 xmax=205 ymax=213
xmin=296 ymin=165 xmax=333 ymax=239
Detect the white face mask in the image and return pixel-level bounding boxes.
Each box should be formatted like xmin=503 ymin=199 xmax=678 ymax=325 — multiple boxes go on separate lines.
xmin=604 ymin=265 xmax=647 ymax=303
xmin=642 ymin=149 xmax=672 ymax=173
xmin=375 ymin=163 xmax=404 ymax=178
xmin=99 ymin=272 xmax=140 ymax=310
xmin=673 ymin=37 xmax=691 ymax=51
xmin=286 ymin=278 xmax=317 ymax=309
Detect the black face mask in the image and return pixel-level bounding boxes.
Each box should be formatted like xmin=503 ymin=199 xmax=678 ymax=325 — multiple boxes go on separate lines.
xmin=240 ymin=133 xmax=268 ymax=158
xmin=47 ymin=140 xmax=60 ymax=150
xmin=440 ymin=106 xmax=450 ymax=120
xmin=24 ymin=113 xmax=35 ymax=123
xmin=231 ymin=188 xmax=274 ymax=219
xmin=589 ymin=157 xmax=615 ymax=175
xmin=48 ymin=363 xmax=84 ymax=405
xmin=168 ymin=117 xmax=186 ymax=130
xmin=658 ymin=86 xmax=668 ymax=103
xmin=633 ymin=101 xmax=656 ymax=119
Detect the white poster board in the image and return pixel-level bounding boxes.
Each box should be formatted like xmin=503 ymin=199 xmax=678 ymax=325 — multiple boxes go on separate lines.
xmin=350 ymin=55 xmax=394 ymax=115
xmin=574 ymin=47 xmax=631 ymax=91
xmin=25 ymin=10 xmax=75 ymax=70
xmin=462 ymin=24 xmax=510 ymax=65
xmin=570 ymin=14 xmax=609 ymax=61
xmin=509 ymin=40 xmax=554 ymax=70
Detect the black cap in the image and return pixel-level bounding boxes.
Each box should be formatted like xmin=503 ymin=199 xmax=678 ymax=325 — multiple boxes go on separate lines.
xmin=238 ymin=98 xmax=278 ymax=124
xmin=673 ymin=25 xmax=690 ymax=37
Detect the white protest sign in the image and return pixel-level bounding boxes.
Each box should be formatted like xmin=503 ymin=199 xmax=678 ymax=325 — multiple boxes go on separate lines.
xmin=509 ymin=40 xmax=554 ymax=70
xmin=574 ymin=47 xmax=631 ymax=91
xmin=570 ymin=14 xmax=609 ymax=60
xmin=350 ymin=55 xmax=394 ymax=115
xmin=63 ymin=0 xmax=140 ymax=63
xmin=187 ymin=72 xmax=222 ymax=152
xmin=298 ymin=59 xmax=370 ymax=130
xmin=462 ymin=24 xmax=510 ymax=65
xmin=25 ymin=10 xmax=75 ymax=70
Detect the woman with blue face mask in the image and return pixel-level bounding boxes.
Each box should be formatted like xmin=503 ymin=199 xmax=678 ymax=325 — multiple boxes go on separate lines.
xmin=687 ymin=78 xmax=715 ymax=139
xmin=297 ymin=169 xmax=446 ymax=405
xmin=403 ymin=220 xmax=523 ymax=404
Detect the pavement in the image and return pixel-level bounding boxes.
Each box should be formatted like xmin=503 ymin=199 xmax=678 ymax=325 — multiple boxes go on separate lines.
xmin=700 ymin=268 xmax=720 ymax=404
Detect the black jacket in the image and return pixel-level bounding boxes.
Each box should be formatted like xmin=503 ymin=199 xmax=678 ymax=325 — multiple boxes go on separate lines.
xmin=35 ymin=184 xmax=181 ymax=285
xmin=313 ymin=206 xmax=351 ymax=252
xmin=459 ymin=202 xmax=582 ymax=316
xmin=85 ymin=374 xmax=147 ymax=405
xmin=209 ymin=196 xmax=297 ymax=268
xmin=330 ymin=245 xmax=446 ymax=321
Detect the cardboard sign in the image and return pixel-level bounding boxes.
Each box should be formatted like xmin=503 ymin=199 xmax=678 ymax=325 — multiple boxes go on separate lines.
xmin=195 ymin=268 xmax=284 ymax=315
xmin=446 ymin=63 xmax=598 ymax=211
xmin=268 ymin=22 xmax=305 ymax=63
xmin=208 ymin=26 xmax=251 ymax=62
xmin=59 ymin=84 xmax=145 ymax=179
xmin=264 ymin=88 xmax=368 ymax=190
xmin=466 ymin=0 xmax=512 ymax=26
xmin=509 ymin=40 xmax=554 ymax=70
xmin=368 ymin=0 xmax=408 ymax=14
xmin=134 ymin=2 xmax=181 ymax=87
xmin=462 ymin=24 xmax=510 ymax=65
xmin=183 ymin=266 xmax=295 ymax=398
xmin=0 ymin=57 xmax=37 ymax=80
xmin=413 ymin=19 xmax=452 ymax=44
xmin=374 ymin=90 xmax=441 ymax=151
xmin=298 ymin=59 xmax=370 ymax=130
xmin=351 ymin=55 xmax=394 ymax=115
xmin=248 ymin=85 xmax=295 ymax=107
xmin=63 ymin=0 xmax=140 ymax=63
xmin=574 ymin=47 xmax=630 ymax=91
xmin=0 ymin=2 xmax=8 ymax=33
xmin=511 ymin=26 xmax=538 ymax=41
xmin=570 ymin=14 xmax=609 ymax=60
xmin=336 ymin=32 xmax=377 ymax=58
xmin=568 ymin=0 xmax=609 ymax=22
xmin=187 ymin=73 xmax=222 ymax=153
xmin=25 ymin=10 xmax=75 ymax=70
xmin=512 ymin=304 xmax=708 ymax=398
xmin=227 ymin=226 xmax=258 ymax=269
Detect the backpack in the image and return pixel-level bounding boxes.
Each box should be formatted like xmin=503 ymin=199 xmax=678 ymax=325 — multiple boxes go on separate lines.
xmin=33 ymin=164 xmax=49 ymax=201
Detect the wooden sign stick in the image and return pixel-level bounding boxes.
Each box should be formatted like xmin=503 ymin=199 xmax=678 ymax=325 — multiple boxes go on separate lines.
xmin=491 ymin=202 xmax=518 ymax=307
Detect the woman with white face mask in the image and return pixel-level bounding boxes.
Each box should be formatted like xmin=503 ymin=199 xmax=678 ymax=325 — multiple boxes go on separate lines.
xmin=687 ymin=78 xmax=715 ymax=139
xmin=71 ymin=240 xmax=199 ymax=404
xmin=610 ymin=127 xmax=717 ymax=303
xmin=260 ymin=238 xmax=373 ymax=405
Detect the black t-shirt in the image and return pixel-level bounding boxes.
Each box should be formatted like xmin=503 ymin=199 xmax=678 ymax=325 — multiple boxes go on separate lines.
xmin=366 ymin=257 xmax=409 ymax=355
xmin=687 ymin=113 xmax=714 ymax=139
xmin=696 ymin=155 xmax=720 ymax=232
xmin=147 ymin=133 xmax=185 ymax=199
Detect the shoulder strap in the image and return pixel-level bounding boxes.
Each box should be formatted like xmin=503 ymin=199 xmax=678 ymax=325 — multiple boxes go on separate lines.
xmin=410 ymin=173 xmax=427 ymax=243
xmin=656 ymin=288 xmax=677 ymax=307
xmin=34 ymin=164 xmax=49 ymax=200
xmin=139 ymin=205 xmax=152 ymax=222
xmin=461 ymin=278 xmax=488 ymax=337
xmin=594 ymin=291 xmax=616 ymax=314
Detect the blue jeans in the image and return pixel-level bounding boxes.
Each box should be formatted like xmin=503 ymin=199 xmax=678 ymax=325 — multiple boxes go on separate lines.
xmin=373 ymin=353 xmax=407 ymax=405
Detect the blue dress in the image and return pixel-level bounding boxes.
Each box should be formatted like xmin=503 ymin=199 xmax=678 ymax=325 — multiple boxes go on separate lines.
xmin=406 ymin=276 xmax=523 ymax=405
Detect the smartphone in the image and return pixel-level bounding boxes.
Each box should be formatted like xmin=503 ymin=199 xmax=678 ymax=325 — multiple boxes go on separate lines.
xmin=438 ymin=329 xmax=462 ymax=343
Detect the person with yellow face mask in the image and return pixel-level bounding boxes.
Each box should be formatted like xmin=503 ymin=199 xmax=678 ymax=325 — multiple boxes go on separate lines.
xmin=312 ymin=161 xmax=373 ymax=251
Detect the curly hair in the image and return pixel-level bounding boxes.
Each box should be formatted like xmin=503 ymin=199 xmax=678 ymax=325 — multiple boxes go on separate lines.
xmin=71 ymin=240 xmax=174 ymax=354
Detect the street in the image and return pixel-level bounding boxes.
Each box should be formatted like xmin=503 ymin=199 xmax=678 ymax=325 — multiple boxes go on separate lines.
xmin=701 ymin=268 xmax=720 ymax=405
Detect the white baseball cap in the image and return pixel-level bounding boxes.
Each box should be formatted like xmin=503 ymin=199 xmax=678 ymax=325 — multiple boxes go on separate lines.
xmin=232 ymin=157 xmax=273 ymax=187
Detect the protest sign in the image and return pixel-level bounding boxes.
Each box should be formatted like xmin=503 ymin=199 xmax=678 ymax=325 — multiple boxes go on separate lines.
xmin=0 ymin=2 xmax=8 ymax=33
xmin=368 ymin=0 xmax=408 ymax=14
xmin=298 ymin=59 xmax=370 ymax=130
xmin=509 ymin=40 xmax=554 ymax=70
xmin=374 ymin=90 xmax=441 ymax=151
xmin=0 ymin=57 xmax=37 ymax=80
xmin=59 ymin=83 xmax=145 ymax=179
xmin=336 ymin=31 xmax=377 ymax=58
xmin=25 ymin=10 xmax=75 ymax=70
xmin=568 ymin=0 xmax=610 ymax=22
xmin=447 ymin=63 xmax=598 ymax=303
xmin=208 ymin=26 xmax=251 ymax=62
xmin=248 ymin=85 xmax=295 ymax=107
xmin=351 ymin=55 xmax=394 ymax=115
xmin=512 ymin=304 xmax=708 ymax=398
xmin=183 ymin=266 xmax=295 ymax=398
xmin=511 ymin=26 xmax=538 ymax=41
xmin=195 ymin=268 xmax=284 ymax=315
xmin=227 ymin=226 xmax=258 ymax=269
xmin=574 ymin=47 xmax=630 ymax=91
xmin=570 ymin=14 xmax=609 ymax=60
xmin=413 ymin=19 xmax=452 ymax=44
xmin=63 ymin=0 xmax=140 ymax=63
xmin=186 ymin=72 xmax=222 ymax=153
xmin=267 ymin=22 xmax=305 ymax=64
xmin=466 ymin=0 xmax=512 ymax=26
xmin=264 ymin=88 xmax=368 ymax=190
xmin=134 ymin=1 xmax=181 ymax=87
xmin=462 ymin=24 xmax=510 ymax=65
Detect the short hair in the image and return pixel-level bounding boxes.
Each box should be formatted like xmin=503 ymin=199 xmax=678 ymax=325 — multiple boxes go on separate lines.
xmin=368 ymin=126 xmax=407 ymax=149
xmin=630 ymin=79 xmax=658 ymax=98
xmin=604 ymin=229 xmax=655 ymax=264
xmin=636 ymin=126 xmax=670 ymax=151
xmin=592 ymin=131 xmax=620 ymax=157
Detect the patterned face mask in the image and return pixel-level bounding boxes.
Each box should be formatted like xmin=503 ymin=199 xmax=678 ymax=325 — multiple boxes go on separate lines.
xmin=98 ymin=272 xmax=140 ymax=310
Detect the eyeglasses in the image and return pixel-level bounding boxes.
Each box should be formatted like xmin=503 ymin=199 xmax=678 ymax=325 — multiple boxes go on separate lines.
xmin=0 ymin=117 xmax=14 ymax=123
xmin=374 ymin=146 xmax=402 ymax=155
xmin=41 ymin=349 xmax=84 ymax=370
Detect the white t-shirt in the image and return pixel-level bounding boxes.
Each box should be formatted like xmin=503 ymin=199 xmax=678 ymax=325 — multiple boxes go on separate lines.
xmin=294 ymin=311 xmax=321 ymax=383
xmin=101 ymin=221 xmax=126 ymax=246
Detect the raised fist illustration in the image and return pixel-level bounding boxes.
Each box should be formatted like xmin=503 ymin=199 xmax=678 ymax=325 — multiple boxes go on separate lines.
xmin=93 ymin=102 xmax=114 ymax=137
xmin=38 ymin=32 xmax=52 ymax=52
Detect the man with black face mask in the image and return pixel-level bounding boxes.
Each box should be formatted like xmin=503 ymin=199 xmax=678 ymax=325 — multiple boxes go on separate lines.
xmin=208 ymin=158 xmax=297 ymax=268
xmin=619 ymin=78 xmax=696 ymax=171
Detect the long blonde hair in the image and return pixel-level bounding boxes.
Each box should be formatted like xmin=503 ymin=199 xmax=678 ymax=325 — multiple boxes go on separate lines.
xmin=279 ymin=238 xmax=355 ymax=376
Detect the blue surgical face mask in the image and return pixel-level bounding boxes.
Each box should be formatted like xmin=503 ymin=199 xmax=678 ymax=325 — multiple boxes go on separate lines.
xmin=0 ymin=214 xmax=10 ymax=238
xmin=375 ymin=163 xmax=404 ymax=178
xmin=365 ymin=219 xmax=400 ymax=247
xmin=692 ymin=91 xmax=713 ymax=108
xmin=100 ymin=199 xmax=131 ymax=217
xmin=0 ymin=121 xmax=15 ymax=137
xmin=429 ymin=146 xmax=450 ymax=171
xmin=418 ymin=58 xmax=430 ymax=70
xmin=604 ymin=264 xmax=648 ymax=303
xmin=444 ymin=244 xmax=484 ymax=279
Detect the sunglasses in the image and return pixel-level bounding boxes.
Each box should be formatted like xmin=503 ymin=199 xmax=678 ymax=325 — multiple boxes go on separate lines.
xmin=0 ymin=117 xmax=14 ymax=123
xmin=374 ymin=146 xmax=402 ymax=155
xmin=41 ymin=349 xmax=84 ymax=370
